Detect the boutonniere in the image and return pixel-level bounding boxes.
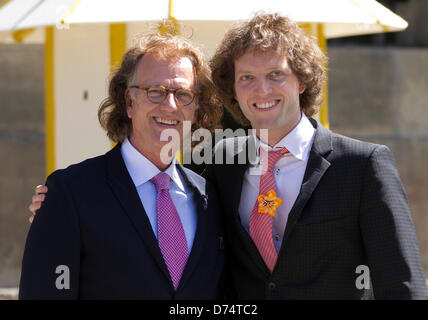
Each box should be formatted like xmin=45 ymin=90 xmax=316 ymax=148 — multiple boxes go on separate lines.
xmin=257 ymin=189 xmax=282 ymax=217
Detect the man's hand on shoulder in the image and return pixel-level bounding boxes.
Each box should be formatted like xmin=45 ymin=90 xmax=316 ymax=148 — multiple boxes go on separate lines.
xmin=29 ymin=185 xmax=48 ymax=223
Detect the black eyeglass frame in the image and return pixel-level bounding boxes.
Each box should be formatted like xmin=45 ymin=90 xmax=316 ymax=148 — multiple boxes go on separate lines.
xmin=129 ymin=85 xmax=198 ymax=107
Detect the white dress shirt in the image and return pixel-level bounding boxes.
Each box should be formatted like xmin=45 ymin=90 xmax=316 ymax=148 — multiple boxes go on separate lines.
xmin=120 ymin=137 xmax=197 ymax=254
xmin=238 ymin=113 xmax=316 ymax=252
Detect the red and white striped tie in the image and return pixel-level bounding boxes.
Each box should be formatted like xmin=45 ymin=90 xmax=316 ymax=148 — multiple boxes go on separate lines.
xmin=249 ymin=147 xmax=289 ymax=272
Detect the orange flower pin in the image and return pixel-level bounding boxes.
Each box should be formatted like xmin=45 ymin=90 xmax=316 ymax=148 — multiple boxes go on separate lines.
xmin=257 ymin=189 xmax=283 ymax=217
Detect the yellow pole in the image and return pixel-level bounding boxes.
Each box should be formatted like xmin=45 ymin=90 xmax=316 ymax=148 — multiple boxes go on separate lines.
xmin=299 ymin=23 xmax=329 ymax=128
xmin=60 ymin=0 xmax=82 ymax=26
xmin=159 ymin=0 xmax=180 ymax=36
xmin=168 ymin=0 xmax=174 ymax=18
xmin=160 ymin=0 xmax=182 ymax=163
xmin=109 ymin=24 xmax=127 ymax=148
xmin=45 ymin=27 xmax=55 ymax=175
xmin=109 ymin=24 xmax=127 ymax=72
xmin=317 ymin=24 xmax=329 ymax=129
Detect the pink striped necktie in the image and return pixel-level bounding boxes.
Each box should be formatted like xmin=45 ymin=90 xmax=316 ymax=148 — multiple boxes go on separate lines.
xmin=151 ymin=172 xmax=188 ymax=290
xmin=249 ymin=147 xmax=289 ymax=272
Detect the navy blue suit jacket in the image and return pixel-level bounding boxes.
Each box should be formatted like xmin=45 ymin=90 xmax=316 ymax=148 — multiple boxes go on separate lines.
xmin=19 ymin=144 xmax=224 ymax=299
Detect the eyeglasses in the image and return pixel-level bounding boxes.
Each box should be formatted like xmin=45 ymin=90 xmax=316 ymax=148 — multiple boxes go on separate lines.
xmin=129 ymin=85 xmax=198 ymax=107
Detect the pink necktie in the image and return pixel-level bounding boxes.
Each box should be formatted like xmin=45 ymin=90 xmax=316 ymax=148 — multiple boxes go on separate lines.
xmin=249 ymin=147 xmax=289 ymax=272
xmin=151 ymin=172 xmax=188 ymax=290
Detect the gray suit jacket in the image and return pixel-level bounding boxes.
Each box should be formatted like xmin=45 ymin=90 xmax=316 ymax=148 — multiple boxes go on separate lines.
xmin=205 ymin=118 xmax=427 ymax=299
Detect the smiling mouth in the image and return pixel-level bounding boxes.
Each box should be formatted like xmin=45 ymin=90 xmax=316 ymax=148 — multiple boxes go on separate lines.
xmin=154 ymin=117 xmax=179 ymax=126
xmin=253 ymin=100 xmax=280 ymax=110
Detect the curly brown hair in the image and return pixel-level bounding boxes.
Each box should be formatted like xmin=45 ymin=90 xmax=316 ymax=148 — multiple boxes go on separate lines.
xmin=210 ymin=12 xmax=326 ymax=127
xmin=98 ymin=33 xmax=223 ymax=143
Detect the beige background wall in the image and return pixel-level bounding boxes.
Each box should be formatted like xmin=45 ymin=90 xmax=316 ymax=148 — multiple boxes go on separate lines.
xmin=54 ymin=24 xmax=111 ymax=169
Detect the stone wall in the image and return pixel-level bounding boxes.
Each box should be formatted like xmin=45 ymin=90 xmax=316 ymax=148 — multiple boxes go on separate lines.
xmin=0 ymin=43 xmax=45 ymax=288
xmin=328 ymin=47 xmax=428 ymax=277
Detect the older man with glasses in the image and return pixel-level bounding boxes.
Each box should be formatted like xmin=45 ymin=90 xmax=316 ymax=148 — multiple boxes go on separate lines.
xmin=19 ymin=33 xmax=225 ymax=300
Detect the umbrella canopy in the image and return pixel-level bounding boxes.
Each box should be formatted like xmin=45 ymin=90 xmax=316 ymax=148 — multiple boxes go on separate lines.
xmin=0 ymin=0 xmax=408 ymax=38
xmin=0 ymin=0 xmax=409 ymax=173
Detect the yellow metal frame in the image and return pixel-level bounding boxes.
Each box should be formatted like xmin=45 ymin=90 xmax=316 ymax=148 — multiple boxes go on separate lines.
xmin=12 ymin=28 xmax=35 ymax=42
xmin=317 ymin=24 xmax=329 ymax=129
xmin=158 ymin=0 xmax=180 ymax=36
xmin=60 ymin=0 xmax=81 ymax=26
xmin=109 ymin=24 xmax=126 ymax=72
xmin=158 ymin=0 xmax=182 ymax=162
xmin=44 ymin=0 xmax=80 ymax=174
xmin=351 ymin=0 xmax=390 ymax=32
xmin=46 ymin=23 xmax=127 ymax=172
xmin=299 ymin=23 xmax=329 ymax=129
xmin=109 ymin=24 xmax=127 ymax=148
xmin=0 ymin=0 xmax=11 ymax=9
xmin=45 ymin=27 xmax=55 ymax=175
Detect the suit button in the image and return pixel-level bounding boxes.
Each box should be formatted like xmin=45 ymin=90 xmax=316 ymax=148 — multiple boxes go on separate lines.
xmin=268 ymin=282 xmax=276 ymax=290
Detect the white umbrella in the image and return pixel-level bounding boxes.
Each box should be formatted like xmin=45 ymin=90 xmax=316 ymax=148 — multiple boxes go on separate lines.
xmin=0 ymin=0 xmax=408 ymax=172
xmin=0 ymin=0 xmax=408 ymax=38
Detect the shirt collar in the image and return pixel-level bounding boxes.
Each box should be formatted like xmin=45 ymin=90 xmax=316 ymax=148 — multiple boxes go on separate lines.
xmin=256 ymin=112 xmax=315 ymax=161
xmin=120 ymin=137 xmax=185 ymax=192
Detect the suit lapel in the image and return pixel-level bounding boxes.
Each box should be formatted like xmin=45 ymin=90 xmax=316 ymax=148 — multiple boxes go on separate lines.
xmin=105 ymin=144 xmax=171 ymax=282
xmin=281 ymin=119 xmax=333 ymax=245
xmin=228 ymin=136 xmax=272 ymax=277
xmin=230 ymin=135 xmax=257 ymax=214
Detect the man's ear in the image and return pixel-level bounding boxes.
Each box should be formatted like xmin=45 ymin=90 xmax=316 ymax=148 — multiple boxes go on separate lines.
xmin=299 ymin=82 xmax=306 ymax=94
xmin=125 ymin=88 xmax=133 ymax=118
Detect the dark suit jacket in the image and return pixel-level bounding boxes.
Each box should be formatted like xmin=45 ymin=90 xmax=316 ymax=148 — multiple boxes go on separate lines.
xmin=19 ymin=144 xmax=224 ymax=299
xmin=205 ymin=118 xmax=427 ymax=299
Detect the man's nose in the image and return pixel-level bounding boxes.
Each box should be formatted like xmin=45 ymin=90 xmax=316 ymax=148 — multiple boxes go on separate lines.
xmin=254 ymin=77 xmax=272 ymax=95
xmin=161 ymin=91 xmax=179 ymax=110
